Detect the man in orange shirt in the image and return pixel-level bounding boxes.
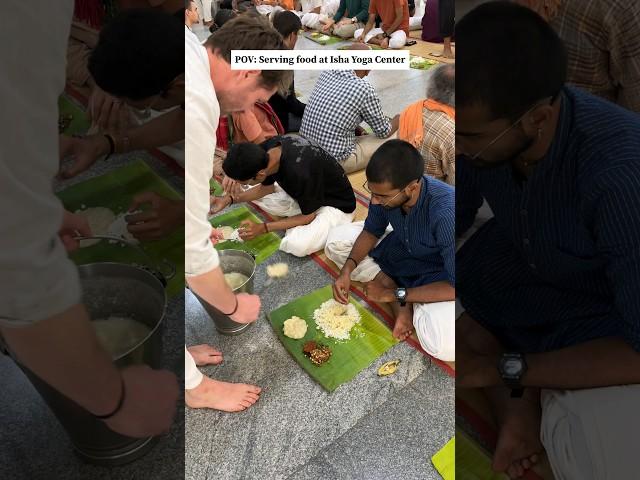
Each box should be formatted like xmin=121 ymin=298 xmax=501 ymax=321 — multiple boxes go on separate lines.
xmin=354 ymin=0 xmax=408 ymax=49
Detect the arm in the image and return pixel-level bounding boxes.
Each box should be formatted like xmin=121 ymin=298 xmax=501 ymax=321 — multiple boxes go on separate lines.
xmin=333 ymin=0 xmax=346 ymax=21
xmin=210 ymin=184 xmax=276 ymax=214
xmin=384 ymin=4 xmax=404 ymax=34
xmin=359 ymin=12 xmax=377 ymax=39
xmin=265 ymin=212 xmax=316 ymax=232
xmin=333 ymin=229 xmax=379 ymax=303
xmin=360 ymin=89 xmax=392 ymax=138
xmin=355 ymin=0 xmax=370 ymax=23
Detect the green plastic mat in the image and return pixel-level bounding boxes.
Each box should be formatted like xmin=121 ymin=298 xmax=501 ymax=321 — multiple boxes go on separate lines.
xmin=268 ymin=285 xmax=398 ymax=392
xmin=337 ymin=44 xmax=383 ymax=50
xmin=304 ymin=31 xmax=344 ymax=45
xmin=58 ymin=95 xmax=90 ymax=136
xmin=432 ymin=437 xmax=455 ymax=480
xmin=56 ymin=160 xmax=184 ymax=298
xmin=209 ymin=205 xmax=281 ymax=264
xmin=453 ymin=429 xmax=508 ymax=480
xmin=409 ymin=55 xmax=438 ymax=70
xmin=210 ymin=178 xmax=224 ymax=196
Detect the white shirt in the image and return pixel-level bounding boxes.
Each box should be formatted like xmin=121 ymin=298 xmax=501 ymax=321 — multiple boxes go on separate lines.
xmin=0 ymin=1 xmax=82 ymax=325
xmin=185 ymin=26 xmax=220 ymax=276
xmin=300 ymin=0 xmax=323 ymax=14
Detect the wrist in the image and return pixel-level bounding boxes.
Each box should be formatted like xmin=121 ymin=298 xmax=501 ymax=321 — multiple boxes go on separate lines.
xmin=95 ymin=134 xmax=112 ymax=157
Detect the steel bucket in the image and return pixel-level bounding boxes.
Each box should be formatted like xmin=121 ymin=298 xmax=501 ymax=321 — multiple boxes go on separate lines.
xmin=14 ymin=261 xmax=169 ymax=466
xmin=193 ymin=249 xmax=256 ymax=335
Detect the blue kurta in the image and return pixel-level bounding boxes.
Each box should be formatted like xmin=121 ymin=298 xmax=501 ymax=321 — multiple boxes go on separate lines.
xmin=457 ymin=87 xmax=640 ymax=353
xmin=364 ymin=175 xmax=455 ymax=288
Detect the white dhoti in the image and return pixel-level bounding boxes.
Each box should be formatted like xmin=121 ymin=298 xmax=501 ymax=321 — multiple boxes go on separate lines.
xmin=540 ymin=385 xmax=640 ymax=480
xmin=409 ymin=15 xmax=422 ymax=30
xmin=301 ymin=0 xmax=340 ymax=30
xmin=324 ymin=221 xmax=391 ymax=282
xmin=354 ymin=27 xmax=407 ymax=49
xmin=413 ymin=302 xmax=455 ymax=362
xmin=253 ymin=184 xmax=354 ymax=257
xmin=184 ymin=346 xmax=204 ymax=390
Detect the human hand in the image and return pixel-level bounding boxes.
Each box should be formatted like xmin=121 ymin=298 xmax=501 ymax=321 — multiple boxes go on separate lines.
xmin=88 ymin=85 xmax=130 ymax=134
xmin=209 ymin=195 xmax=232 ymax=215
xmin=210 ymin=228 xmax=225 ymax=245
xmin=125 ymin=192 xmax=183 ymax=241
xmin=238 ymin=220 xmax=265 ymax=241
xmin=355 ymin=33 xmax=364 ymax=43
xmin=322 ymin=19 xmax=335 ymax=32
xmin=59 ymin=134 xmax=111 ymax=178
xmin=102 ymin=365 xmax=179 ymax=438
xmin=59 ymin=210 xmax=92 ymax=252
xmin=230 ymin=293 xmax=261 ymax=324
xmin=380 ymin=37 xmax=389 ymax=49
xmin=221 ymin=176 xmax=242 ymax=196
xmin=333 ymin=271 xmax=351 ymax=304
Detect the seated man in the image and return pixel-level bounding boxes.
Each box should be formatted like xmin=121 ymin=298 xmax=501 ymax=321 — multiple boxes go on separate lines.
xmin=269 ymin=11 xmax=306 ymax=133
xmin=300 ymin=44 xmax=398 ymax=173
xmin=211 ymin=134 xmax=356 ymax=257
xmin=322 ymin=0 xmax=370 ymax=39
xmin=398 ymin=64 xmax=455 ymax=185
xmin=355 ymin=0 xmax=409 ymax=49
xmin=328 ymin=140 xmax=455 ymax=354
xmin=456 ymin=4 xmax=640 ymax=479
xmin=297 ymin=0 xmax=340 ymax=31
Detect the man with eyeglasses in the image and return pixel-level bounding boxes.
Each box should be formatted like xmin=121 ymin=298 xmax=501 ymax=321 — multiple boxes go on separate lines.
xmin=328 ymin=140 xmax=455 ymax=350
xmin=456 ymin=3 xmax=640 ymax=479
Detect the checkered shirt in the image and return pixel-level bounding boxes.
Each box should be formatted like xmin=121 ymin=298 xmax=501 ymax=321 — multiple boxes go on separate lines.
xmin=300 ymin=70 xmax=391 ymax=162
xmin=420 ymin=108 xmax=455 ymax=185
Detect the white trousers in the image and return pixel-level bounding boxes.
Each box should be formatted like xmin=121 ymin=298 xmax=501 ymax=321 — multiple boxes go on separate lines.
xmin=194 ymin=0 xmax=213 ymax=21
xmin=354 ymin=27 xmax=407 ymax=49
xmin=185 ymin=346 xmax=204 ymax=390
xmin=253 ymin=184 xmax=354 ymax=257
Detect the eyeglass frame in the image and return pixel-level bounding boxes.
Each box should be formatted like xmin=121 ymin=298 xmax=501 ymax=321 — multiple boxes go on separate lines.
xmin=362 ymin=179 xmax=419 ymax=207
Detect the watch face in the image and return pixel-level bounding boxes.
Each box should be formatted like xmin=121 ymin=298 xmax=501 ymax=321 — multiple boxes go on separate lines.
xmin=503 ymin=358 xmax=522 ymax=376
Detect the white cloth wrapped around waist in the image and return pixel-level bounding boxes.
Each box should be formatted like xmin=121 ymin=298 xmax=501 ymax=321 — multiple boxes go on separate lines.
xmin=541 ymin=385 xmax=640 ymax=480
xmin=413 ymin=301 xmax=456 ymax=362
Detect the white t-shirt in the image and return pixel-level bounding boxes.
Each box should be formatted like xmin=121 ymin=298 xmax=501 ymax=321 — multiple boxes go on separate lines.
xmin=300 ymin=0 xmax=323 ymax=14
xmin=185 ymin=27 xmax=220 ymax=276
xmin=0 ymin=1 xmax=82 ymax=326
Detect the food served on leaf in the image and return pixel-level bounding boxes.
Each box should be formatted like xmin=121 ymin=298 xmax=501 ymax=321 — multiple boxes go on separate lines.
xmin=409 ymin=56 xmax=436 ymax=68
xmin=303 ymin=340 xmax=318 ymax=354
xmin=216 ymin=226 xmax=243 ymax=243
xmin=266 ymin=262 xmax=289 ymax=278
xmin=302 ymin=340 xmax=332 ymax=365
xmin=313 ymin=299 xmax=361 ymax=340
xmin=75 ymin=207 xmax=139 ymax=246
xmin=377 ymin=359 xmax=401 ymax=376
xmin=283 ymin=316 xmax=307 ymax=339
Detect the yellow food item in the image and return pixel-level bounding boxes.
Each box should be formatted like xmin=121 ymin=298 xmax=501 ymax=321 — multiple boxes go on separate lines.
xmin=283 ymin=316 xmax=308 ymax=339
xmin=377 ymin=360 xmax=401 ymax=376
xmin=266 ymin=262 xmax=289 ymax=278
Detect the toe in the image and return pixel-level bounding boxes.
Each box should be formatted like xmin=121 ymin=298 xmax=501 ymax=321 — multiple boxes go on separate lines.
xmin=248 ymin=385 xmax=262 ymax=394
xmin=245 ymin=392 xmax=260 ymax=402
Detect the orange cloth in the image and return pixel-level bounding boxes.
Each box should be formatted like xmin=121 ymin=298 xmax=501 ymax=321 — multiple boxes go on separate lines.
xmin=399 ymin=99 xmax=455 ymax=148
xmin=265 ymin=0 xmax=294 ymax=9
xmin=369 ymin=0 xmax=409 ymax=35
xmin=231 ymin=102 xmax=284 ymax=144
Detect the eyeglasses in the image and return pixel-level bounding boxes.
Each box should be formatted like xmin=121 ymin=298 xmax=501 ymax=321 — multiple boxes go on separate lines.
xmin=363 ymin=180 xmax=413 ymax=207
xmin=463 ymin=95 xmax=556 ymax=161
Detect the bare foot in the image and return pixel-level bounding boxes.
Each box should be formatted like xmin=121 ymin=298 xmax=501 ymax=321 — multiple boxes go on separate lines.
xmin=392 ymin=312 xmax=414 ymax=341
xmin=185 ymin=376 xmax=261 ymax=412
xmin=187 ymin=344 xmax=223 ymax=366
xmin=492 ymin=392 xmax=543 ymax=478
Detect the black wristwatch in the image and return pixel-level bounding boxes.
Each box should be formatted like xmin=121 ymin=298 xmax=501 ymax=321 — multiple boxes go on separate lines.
xmin=498 ymin=352 xmax=528 ymax=398
xmin=383 ymin=31 xmax=390 ymax=38
xmin=394 ymin=287 xmax=407 ymax=306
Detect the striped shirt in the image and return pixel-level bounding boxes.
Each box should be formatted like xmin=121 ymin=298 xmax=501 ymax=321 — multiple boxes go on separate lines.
xmin=300 ymin=70 xmax=391 ymax=162
xmin=457 ymin=87 xmax=640 ymax=353
xmin=364 ymin=175 xmax=455 ymax=288
xmin=420 ymin=109 xmax=455 ymax=185
xmin=549 ymin=0 xmax=640 ymax=112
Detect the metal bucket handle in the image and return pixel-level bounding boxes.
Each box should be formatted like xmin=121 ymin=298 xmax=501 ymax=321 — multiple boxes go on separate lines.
xmin=73 ymin=235 xmax=175 ymax=285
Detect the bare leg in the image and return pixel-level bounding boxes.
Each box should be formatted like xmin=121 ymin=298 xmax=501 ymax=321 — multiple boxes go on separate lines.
xmin=370 ymin=272 xmax=414 ymax=341
xmin=443 ymin=36 xmax=454 ymax=58
xmin=187 ymin=344 xmax=223 ymax=366
xmin=185 ymin=376 xmax=262 ymax=412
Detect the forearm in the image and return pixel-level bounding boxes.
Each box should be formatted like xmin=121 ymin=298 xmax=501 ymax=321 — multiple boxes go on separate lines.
xmin=385 ymin=10 xmax=403 ymax=34
xmin=186 ymin=266 xmax=237 ymax=314
xmin=0 ymin=304 xmax=122 ymax=416
xmin=524 ymin=337 xmax=640 ymax=389
xmin=235 ymin=184 xmax=276 ymax=203
xmin=340 ymin=230 xmax=379 ymax=275
xmin=115 ymin=108 xmax=184 ymax=153
xmin=361 ymin=14 xmax=376 ymax=36
xmin=407 ymin=281 xmax=455 ymax=303
xmin=266 ymin=212 xmax=316 ymax=232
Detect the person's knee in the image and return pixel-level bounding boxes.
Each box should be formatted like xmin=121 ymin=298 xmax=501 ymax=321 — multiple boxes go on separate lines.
xmin=414 ymin=302 xmax=456 ymax=362
xmin=389 ymin=35 xmax=406 ymax=49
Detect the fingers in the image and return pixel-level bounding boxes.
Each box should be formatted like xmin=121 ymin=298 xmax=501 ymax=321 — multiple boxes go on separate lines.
xmin=126 ymin=210 xmax=158 ymax=225
xmin=129 ymin=191 xmax=160 ymax=212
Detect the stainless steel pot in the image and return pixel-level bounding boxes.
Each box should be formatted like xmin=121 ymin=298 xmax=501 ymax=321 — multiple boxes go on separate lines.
xmin=193 ymin=249 xmax=256 ymax=335
xmin=15 ymin=261 xmax=169 ymax=466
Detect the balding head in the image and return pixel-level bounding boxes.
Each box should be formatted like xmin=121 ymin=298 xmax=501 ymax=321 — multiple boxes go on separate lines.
xmin=426 ymin=63 xmax=455 ymax=107
xmin=347 ymin=42 xmax=372 ymax=78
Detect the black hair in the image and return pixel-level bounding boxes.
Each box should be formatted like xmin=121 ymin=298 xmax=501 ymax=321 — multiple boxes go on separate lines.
xmin=89 ymin=9 xmax=183 ymax=100
xmin=456 ymin=1 xmax=567 ymax=121
xmin=366 ymin=140 xmax=424 ymax=189
xmin=223 ymin=143 xmax=270 ymax=181
xmin=272 ymin=10 xmax=302 ymax=38
xmin=210 ymin=9 xmax=238 ymax=32
xmin=185 ymin=0 xmax=194 ymax=8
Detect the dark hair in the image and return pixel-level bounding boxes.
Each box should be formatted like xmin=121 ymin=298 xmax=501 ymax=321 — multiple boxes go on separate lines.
xmin=272 ymin=10 xmax=302 ymax=38
xmin=185 ymin=0 xmax=194 ymax=8
xmin=366 ymin=140 xmax=424 ymax=188
xmin=89 ymin=9 xmax=183 ymax=100
xmin=456 ymin=1 xmax=566 ymax=120
xmin=223 ymin=143 xmax=270 ymax=181
xmin=205 ymin=15 xmax=292 ymax=92
xmin=210 ymin=9 xmax=238 ymax=32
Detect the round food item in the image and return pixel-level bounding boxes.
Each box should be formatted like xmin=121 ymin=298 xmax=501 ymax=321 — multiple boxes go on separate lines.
xmin=266 ymin=262 xmax=289 ymax=278
xmin=377 ymin=360 xmax=401 ymax=376
xmin=224 ymin=272 xmax=249 ymax=290
xmin=303 ymin=340 xmax=318 ymax=354
xmin=75 ymin=207 xmax=117 ymax=247
xmin=313 ymin=299 xmax=361 ymax=340
xmin=107 ymin=212 xmax=140 ymax=244
xmin=283 ymin=316 xmax=307 ymax=339
xmin=309 ymin=345 xmax=331 ymax=365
